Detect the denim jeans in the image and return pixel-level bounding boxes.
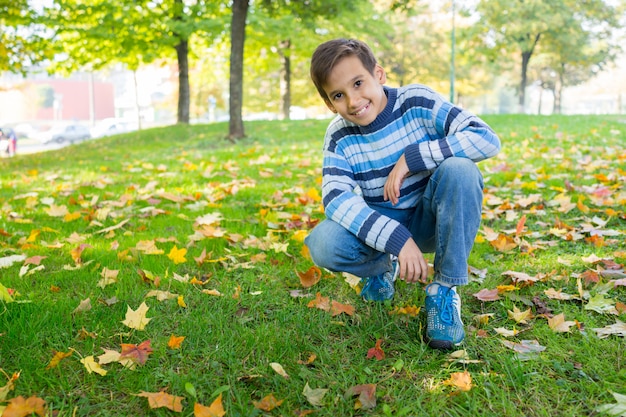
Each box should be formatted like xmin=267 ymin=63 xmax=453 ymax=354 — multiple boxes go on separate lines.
xmin=304 ymin=157 xmax=484 ymax=286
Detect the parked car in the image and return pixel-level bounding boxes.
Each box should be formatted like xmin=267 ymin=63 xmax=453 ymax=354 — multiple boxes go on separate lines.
xmin=90 ymin=118 xmax=137 ymax=138
xmin=36 ymin=124 xmax=91 ymax=144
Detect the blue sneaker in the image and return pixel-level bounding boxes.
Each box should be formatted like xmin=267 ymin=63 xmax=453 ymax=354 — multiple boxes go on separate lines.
xmin=424 ymin=283 xmax=464 ymax=350
xmin=360 ymin=257 xmax=399 ymax=302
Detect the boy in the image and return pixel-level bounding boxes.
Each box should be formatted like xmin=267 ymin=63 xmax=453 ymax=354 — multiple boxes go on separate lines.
xmin=304 ymin=38 xmax=500 ymax=350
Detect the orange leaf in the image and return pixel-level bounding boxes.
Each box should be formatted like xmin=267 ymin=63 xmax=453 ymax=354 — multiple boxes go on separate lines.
xmin=489 ymin=234 xmax=517 ymax=252
xmin=330 ymin=300 xmax=355 ymax=316
xmin=135 ymin=391 xmax=184 ymax=412
xmin=444 ymin=370 xmax=473 ymax=391
xmin=3 ymin=395 xmax=46 ymax=417
xmin=253 ymin=393 xmax=284 ymax=411
xmin=120 ymin=340 xmax=153 ymax=365
xmin=296 ymin=266 xmax=322 ymax=288
xmin=168 ymin=335 xmax=185 ymax=349
xmin=194 ymin=394 xmax=226 ymax=417
xmin=366 ymin=339 xmax=385 ymax=360
xmin=24 ymin=255 xmax=46 ymax=266
xmin=70 ymin=243 xmax=91 ymax=264
xmin=515 ymin=214 xmax=527 ymax=236
xmin=45 ymin=350 xmax=73 ymax=370
xmin=307 ymin=292 xmax=330 ymax=312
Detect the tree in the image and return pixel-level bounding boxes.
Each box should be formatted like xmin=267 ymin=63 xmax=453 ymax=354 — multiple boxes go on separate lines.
xmin=40 ymin=0 xmax=226 ymax=124
xmin=476 ymin=0 xmax=624 ymax=113
xmin=228 ymin=0 xmax=249 ymax=140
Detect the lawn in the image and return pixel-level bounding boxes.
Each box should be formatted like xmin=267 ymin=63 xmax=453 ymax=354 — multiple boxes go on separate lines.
xmin=0 ymin=114 xmax=625 ymax=417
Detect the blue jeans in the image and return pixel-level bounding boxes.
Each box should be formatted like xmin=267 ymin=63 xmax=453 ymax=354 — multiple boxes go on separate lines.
xmin=304 ymin=157 xmax=484 ymax=286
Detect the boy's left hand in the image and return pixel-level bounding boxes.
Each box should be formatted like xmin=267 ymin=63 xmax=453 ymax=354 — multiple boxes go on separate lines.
xmin=384 ymin=154 xmax=410 ymax=205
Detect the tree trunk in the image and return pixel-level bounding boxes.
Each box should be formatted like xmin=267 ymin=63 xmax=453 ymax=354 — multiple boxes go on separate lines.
xmin=279 ymin=39 xmax=291 ymax=120
xmin=553 ymin=66 xmax=564 ymax=114
xmin=175 ymin=39 xmax=190 ymax=124
xmin=518 ymin=33 xmax=541 ymax=114
xmin=229 ymin=0 xmax=249 ymax=141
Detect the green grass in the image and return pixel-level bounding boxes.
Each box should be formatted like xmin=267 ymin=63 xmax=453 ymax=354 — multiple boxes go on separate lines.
xmin=0 ymin=115 xmax=625 ymax=416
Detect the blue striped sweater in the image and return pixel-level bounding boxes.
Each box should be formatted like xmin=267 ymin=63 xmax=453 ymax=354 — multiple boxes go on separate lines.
xmin=321 ymin=84 xmax=501 ymax=256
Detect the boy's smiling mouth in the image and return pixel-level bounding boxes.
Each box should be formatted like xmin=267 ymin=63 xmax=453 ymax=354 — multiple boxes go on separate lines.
xmin=352 ymin=102 xmax=370 ymax=116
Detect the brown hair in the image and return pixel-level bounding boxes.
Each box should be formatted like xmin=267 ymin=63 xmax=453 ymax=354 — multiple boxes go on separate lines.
xmin=310 ymin=38 xmax=377 ymax=102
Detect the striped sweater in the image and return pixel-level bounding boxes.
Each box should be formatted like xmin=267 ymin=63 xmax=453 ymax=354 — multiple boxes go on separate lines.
xmin=321 ymin=84 xmax=501 ymax=256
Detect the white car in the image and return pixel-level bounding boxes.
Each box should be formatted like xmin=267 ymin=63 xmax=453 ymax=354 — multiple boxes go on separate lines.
xmin=37 ymin=124 xmax=91 ymax=144
xmin=91 ymin=118 xmax=136 ymax=138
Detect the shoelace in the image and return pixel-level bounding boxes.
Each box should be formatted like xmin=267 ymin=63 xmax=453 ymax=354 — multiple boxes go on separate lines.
xmin=438 ymin=286 xmax=457 ymax=325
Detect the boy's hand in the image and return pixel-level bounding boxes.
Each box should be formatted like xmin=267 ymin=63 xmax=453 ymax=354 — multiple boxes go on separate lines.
xmin=397 ymin=238 xmax=429 ymax=283
xmin=384 ymin=154 xmax=410 ymax=205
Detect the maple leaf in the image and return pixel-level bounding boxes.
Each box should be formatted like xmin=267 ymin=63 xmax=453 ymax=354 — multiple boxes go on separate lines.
xmin=168 ymin=335 xmax=185 ymax=349
xmin=0 ymin=371 xmax=19 ymax=401
xmin=443 ymin=371 xmax=473 ymax=392
xmin=70 ymin=243 xmax=91 ymax=264
xmin=302 ymin=382 xmax=328 ymax=406
xmin=45 ymin=350 xmax=74 ymax=370
xmin=135 ymin=391 xmax=184 ymax=412
xmin=330 ymin=300 xmax=355 ymax=317
xmin=489 ymin=233 xmax=518 ymax=252
xmin=146 ymin=290 xmax=178 ymax=301
xmin=80 ymin=356 xmax=108 ymax=376
xmin=592 ymin=320 xmax=626 ymax=339
xmin=584 ymin=293 xmax=617 ymax=314
xmin=73 ymin=298 xmax=92 ymax=314
xmin=502 ymin=270 xmax=542 ymax=286
xmin=344 ymin=384 xmax=377 ymax=410
xmin=366 ymin=339 xmax=385 ymax=361
xmin=307 ymin=292 xmax=330 ymax=312
xmin=389 ymin=305 xmax=421 ymax=317
xmin=493 ymin=327 xmax=520 ymax=337
xmin=120 ymin=340 xmax=153 ymax=365
xmin=2 ymin=395 xmax=46 ymax=417
xmin=253 ymin=393 xmax=284 ymax=411
xmin=501 ymin=339 xmax=546 ymax=355
xmin=194 ymin=394 xmax=226 ymax=417
xmin=296 ymin=266 xmax=322 ymax=288
xmin=23 ymin=255 xmax=46 ymax=265
xmin=168 ymin=245 xmax=187 ymax=264
xmin=135 ymin=240 xmax=164 ymax=255
xmin=507 ymin=306 xmax=533 ymax=324
xmin=122 ymin=302 xmax=152 ymax=330
xmin=547 ymin=313 xmax=577 ymax=333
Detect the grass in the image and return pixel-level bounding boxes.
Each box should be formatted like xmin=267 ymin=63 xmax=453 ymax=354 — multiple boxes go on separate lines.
xmin=0 ymin=114 xmax=625 ymax=416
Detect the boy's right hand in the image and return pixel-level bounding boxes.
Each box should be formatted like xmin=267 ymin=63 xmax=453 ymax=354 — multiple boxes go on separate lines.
xmin=397 ymin=238 xmax=429 ymax=283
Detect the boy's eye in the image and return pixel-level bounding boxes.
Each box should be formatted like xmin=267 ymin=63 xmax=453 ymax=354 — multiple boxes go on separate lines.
xmin=355 ymin=80 xmax=362 ymax=87
xmin=333 ymin=93 xmax=343 ymax=100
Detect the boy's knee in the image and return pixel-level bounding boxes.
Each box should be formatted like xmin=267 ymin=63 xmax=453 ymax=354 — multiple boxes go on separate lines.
xmin=439 ymin=157 xmax=482 ymax=186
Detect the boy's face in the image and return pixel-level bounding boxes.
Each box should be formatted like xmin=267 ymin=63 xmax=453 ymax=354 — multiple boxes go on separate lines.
xmin=322 ymin=55 xmax=387 ymax=126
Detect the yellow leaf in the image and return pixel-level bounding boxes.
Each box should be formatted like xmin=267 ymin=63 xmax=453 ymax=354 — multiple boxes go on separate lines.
xmin=177 ymin=295 xmax=187 ymax=308
xmin=253 ymin=393 xmax=284 ymax=411
xmin=547 ymin=313 xmax=577 ymax=333
xmin=80 ymin=356 xmax=107 ymax=376
xmin=168 ymin=245 xmax=187 ymax=264
xmin=64 ymin=212 xmax=82 ymax=222
xmin=135 ymin=240 xmax=164 ymax=255
xmin=135 ymin=391 xmax=183 ymax=412
xmin=122 ymin=302 xmax=152 ymax=331
xmin=507 ymin=306 xmax=533 ymax=324
xmin=270 ymin=362 xmax=289 ymax=378
xmin=45 ymin=350 xmax=73 ymax=370
xmin=46 ymin=204 xmax=69 ymax=217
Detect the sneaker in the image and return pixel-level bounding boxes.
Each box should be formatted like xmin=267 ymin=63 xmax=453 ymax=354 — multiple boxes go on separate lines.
xmin=424 ymin=283 xmax=464 ymax=350
xmin=360 ymin=257 xmax=399 ymax=302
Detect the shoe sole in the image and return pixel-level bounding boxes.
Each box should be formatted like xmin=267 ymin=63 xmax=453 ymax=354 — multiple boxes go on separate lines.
xmin=426 ymin=338 xmax=463 ymax=351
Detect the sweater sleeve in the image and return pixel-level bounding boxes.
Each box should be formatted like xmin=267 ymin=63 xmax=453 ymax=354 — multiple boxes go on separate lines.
xmin=321 ymin=143 xmax=412 ymax=256
xmin=403 ymin=88 xmax=500 ymax=173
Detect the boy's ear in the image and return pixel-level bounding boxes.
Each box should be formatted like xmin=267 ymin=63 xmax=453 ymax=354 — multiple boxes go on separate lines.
xmin=375 ymin=64 xmax=387 ymax=84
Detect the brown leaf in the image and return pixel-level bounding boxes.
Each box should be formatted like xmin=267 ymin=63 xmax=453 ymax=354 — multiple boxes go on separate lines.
xmin=307 ymin=292 xmax=330 ymax=311
xmin=366 ymin=339 xmax=385 ymax=361
xmin=296 ymin=266 xmax=322 ymax=288
xmin=489 ymin=234 xmax=518 ymax=252
xmin=135 ymin=391 xmax=184 ymax=412
xmin=472 ymin=288 xmax=500 ymax=302
xmin=120 ymin=340 xmax=153 ymax=365
xmin=23 ymin=255 xmax=47 ymax=266
xmin=330 ymin=300 xmax=355 ymax=317
xmin=344 ymin=384 xmax=377 ymax=409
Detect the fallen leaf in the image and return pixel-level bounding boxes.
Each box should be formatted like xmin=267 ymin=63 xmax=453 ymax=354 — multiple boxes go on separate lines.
xmin=73 ymin=298 xmax=92 ymax=314
xmin=2 ymin=395 xmax=46 ymax=417
xmin=592 ymin=320 xmax=626 ymax=339
xmin=473 ymin=288 xmax=500 ymax=302
xmin=168 ymin=245 xmax=187 ymax=264
xmin=444 ymin=371 xmax=473 ymax=392
xmin=296 ymin=266 xmax=322 ymax=288
xmin=595 ymin=391 xmax=626 ymax=416
xmin=135 ymin=391 xmax=184 ymax=412
xmin=253 ymin=393 xmax=283 ymax=411
xmin=547 ymin=313 xmax=577 ymax=333
xmin=507 ymin=306 xmax=533 ymax=324
xmin=307 ymin=292 xmax=330 ymax=312
xmin=121 ymin=302 xmax=152 ymax=330
xmin=330 ymin=300 xmax=355 ymax=317
xmin=302 ymin=382 xmax=328 ymax=406
xmin=270 ymin=362 xmax=289 ymax=378
xmin=120 ymin=340 xmax=153 ymax=365
xmin=194 ymin=394 xmax=226 ymax=417
xmin=344 ymin=384 xmax=377 ymax=410
xmin=45 ymin=350 xmax=73 ymax=370
xmin=366 ymin=339 xmax=385 ymax=361
xmin=80 ymin=356 xmax=107 ymax=376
